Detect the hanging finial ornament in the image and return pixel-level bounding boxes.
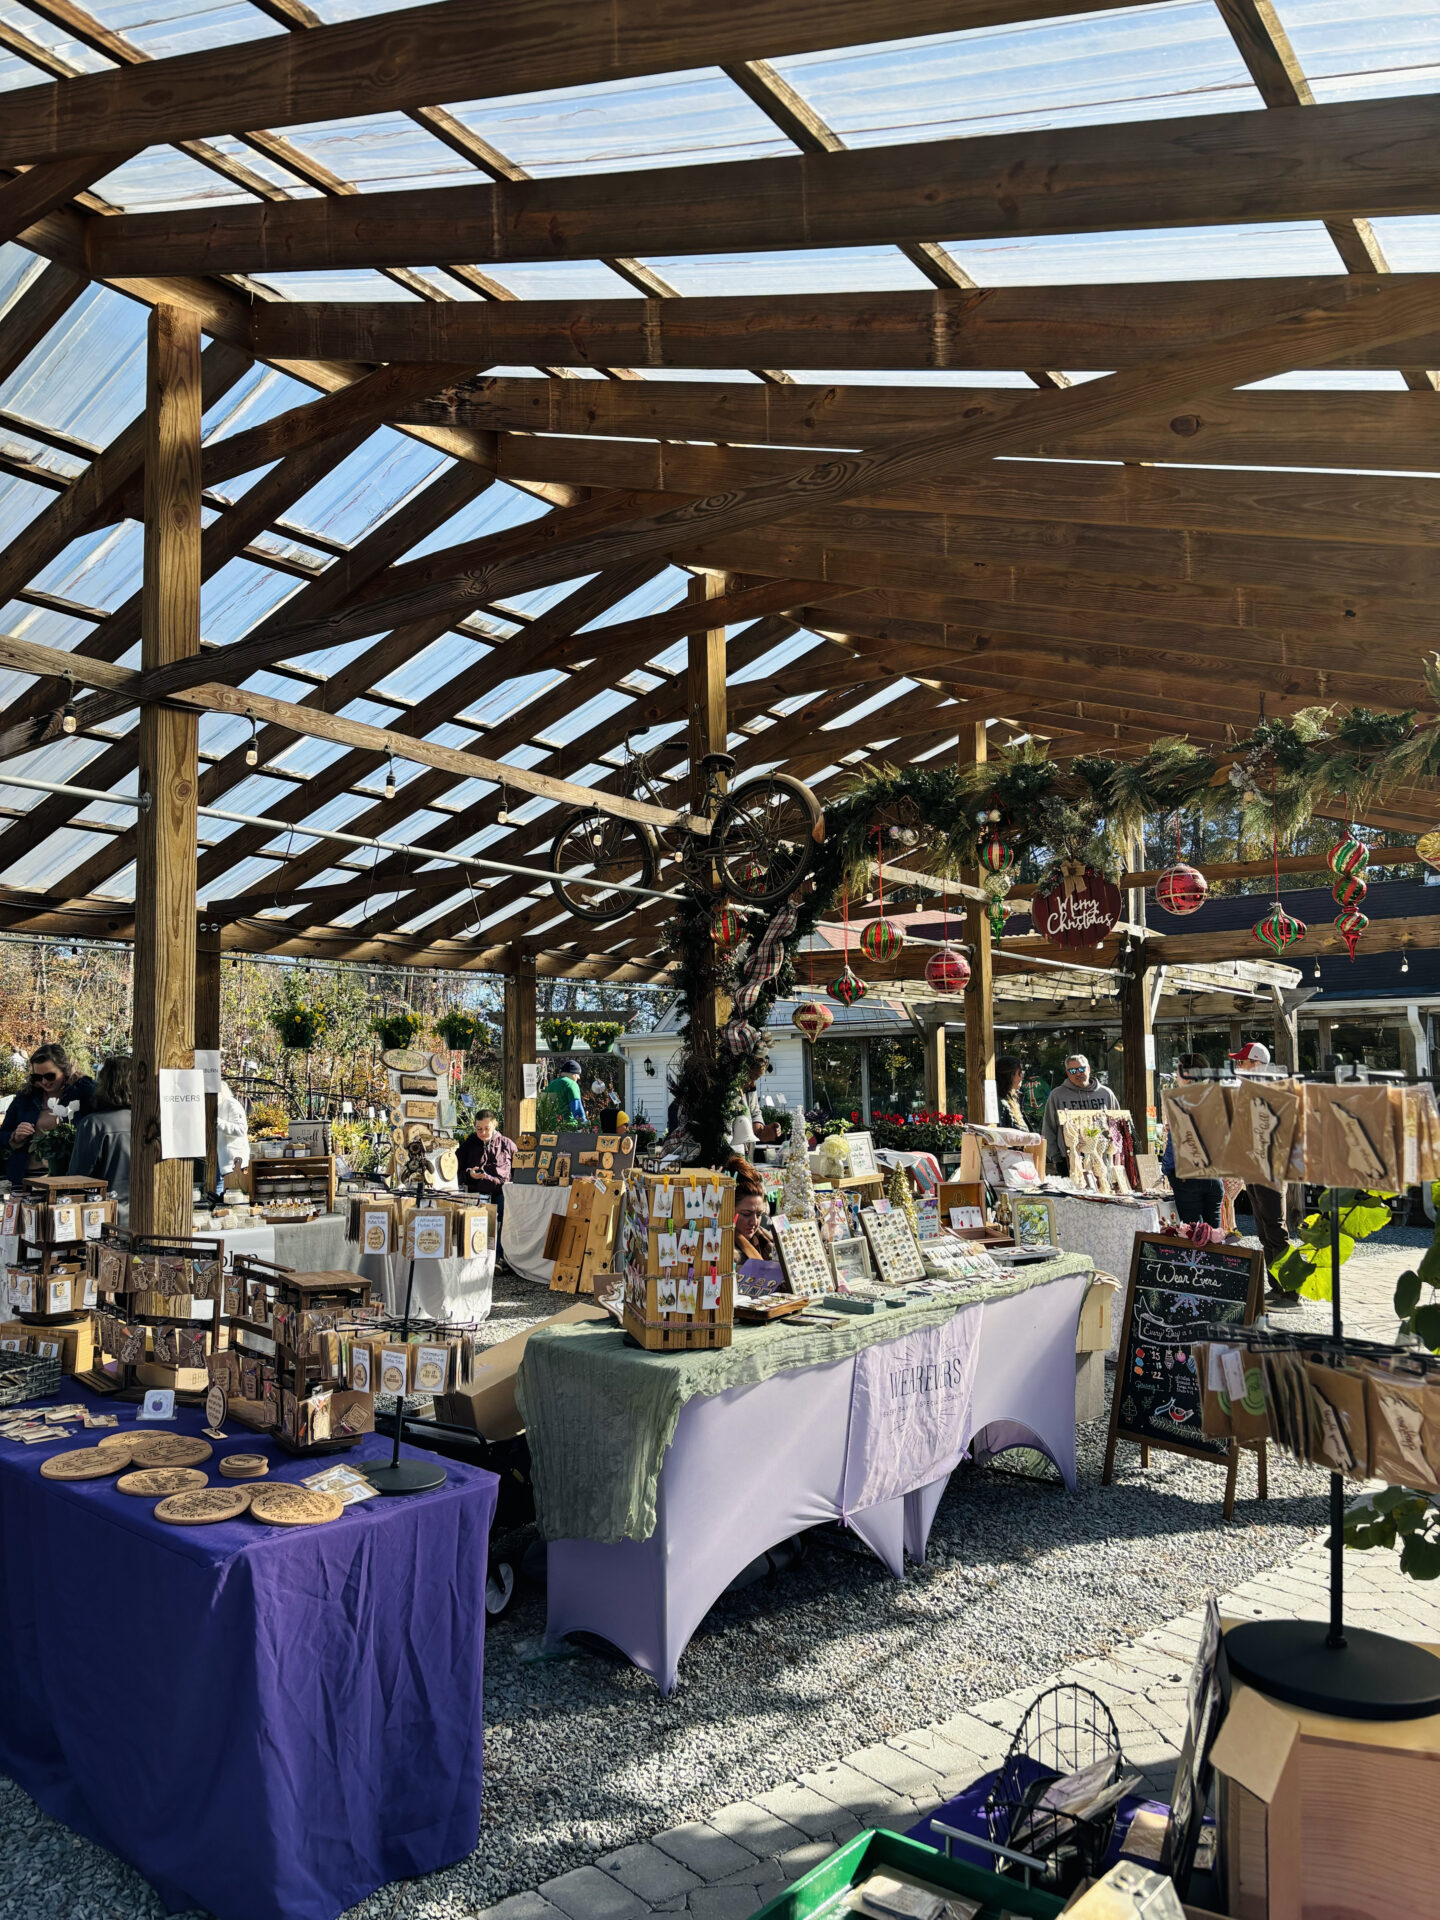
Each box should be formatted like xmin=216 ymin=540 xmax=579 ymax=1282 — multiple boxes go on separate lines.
xmin=1327 ymin=828 xmax=1370 ymax=959
xmin=1335 ymin=905 xmax=1369 ymax=962
xmin=792 ymin=999 xmax=834 ymax=1042
xmin=1252 ymin=900 xmax=1306 ymax=956
xmin=829 ymin=967 xmax=867 ymax=1007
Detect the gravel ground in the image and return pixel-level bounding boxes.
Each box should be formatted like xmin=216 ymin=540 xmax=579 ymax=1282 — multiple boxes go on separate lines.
xmin=1 ymin=1230 xmax=1422 ymax=1919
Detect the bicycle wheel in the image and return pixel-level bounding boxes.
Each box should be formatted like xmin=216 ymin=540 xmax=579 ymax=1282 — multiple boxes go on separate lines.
xmin=714 ymin=773 xmax=823 ymax=906
xmin=549 ymin=809 xmax=657 ymax=922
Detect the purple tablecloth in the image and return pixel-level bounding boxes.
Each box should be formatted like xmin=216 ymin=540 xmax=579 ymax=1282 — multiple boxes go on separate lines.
xmin=0 ymin=1389 xmax=498 ymax=1920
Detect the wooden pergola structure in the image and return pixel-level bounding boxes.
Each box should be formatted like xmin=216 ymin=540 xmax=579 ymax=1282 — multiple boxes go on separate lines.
xmin=1 ymin=0 xmax=1438 ymax=1231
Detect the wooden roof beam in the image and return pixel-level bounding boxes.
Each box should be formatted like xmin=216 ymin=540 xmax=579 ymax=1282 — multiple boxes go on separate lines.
xmin=86 ymin=92 xmax=1440 ymax=277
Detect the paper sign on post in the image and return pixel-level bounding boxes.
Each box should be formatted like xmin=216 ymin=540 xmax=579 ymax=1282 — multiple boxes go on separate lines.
xmin=193 ymin=1048 xmax=223 ymax=1095
xmin=157 ymin=1068 xmax=206 ymax=1159
xmin=522 ymin=1064 xmax=538 ymax=1100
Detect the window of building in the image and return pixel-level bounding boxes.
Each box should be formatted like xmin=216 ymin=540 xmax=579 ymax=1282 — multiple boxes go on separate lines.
xmin=810 ymin=1038 xmax=864 ymax=1119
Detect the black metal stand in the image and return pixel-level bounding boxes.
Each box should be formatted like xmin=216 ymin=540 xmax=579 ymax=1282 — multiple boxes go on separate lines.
xmin=1225 ymin=1200 xmax=1440 ymax=1719
xmin=361 ymin=1158 xmax=447 ymax=1498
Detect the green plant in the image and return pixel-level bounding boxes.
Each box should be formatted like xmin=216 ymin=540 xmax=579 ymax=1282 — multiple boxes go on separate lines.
xmin=268 ymin=973 xmax=330 ymax=1051
xmin=581 ymin=1019 xmax=624 ymax=1052
xmin=371 ymin=1009 xmax=423 ymax=1051
xmin=330 ymin=1117 xmax=380 ymax=1178
xmin=541 ymin=1015 xmax=584 ymax=1052
xmin=248 ymin=1097 xmax=291 ymax=1140
xmin=1269 ymin=1188 xmax=1392 ymax=1297
xmin=435 ymin=1008 xmax=483 ymax=1052
xmin=33 ymin=1120 xmax=74 ymax=1174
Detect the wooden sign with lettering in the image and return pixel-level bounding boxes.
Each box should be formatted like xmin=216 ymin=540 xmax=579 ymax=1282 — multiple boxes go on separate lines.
xmin=1030 ymin=864 xmax=1123 ymax=948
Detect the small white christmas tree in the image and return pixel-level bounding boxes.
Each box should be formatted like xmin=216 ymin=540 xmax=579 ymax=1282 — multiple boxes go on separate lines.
xmin=781 ymin=1106 xmax=817 ymax=1222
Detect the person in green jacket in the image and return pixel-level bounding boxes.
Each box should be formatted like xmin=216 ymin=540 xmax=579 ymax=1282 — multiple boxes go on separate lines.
xmin=550 ymin=1057 xmax=586 ymax=1127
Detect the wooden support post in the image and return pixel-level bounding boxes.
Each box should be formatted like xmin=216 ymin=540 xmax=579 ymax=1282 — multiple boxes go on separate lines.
xmin=1270 ymin=983 xmax=1303 ymax=1228
xmin=131 ymin=306 xmax=202 ymax=1237
xmin=685 ymin=573 xmax=731 ymax=1120
xmin=1121 ymin=953 xmax=1155 ymax=1153
xmin=924 ymin=1020 xmax=947 ymax=1115
xmin=196 ymin=920 xmax=222 ymax=1200
xmin=959 ymin=722 xmax=996 ymax=1126
xmin=502 ymin=946 xmax=536 ymax=1140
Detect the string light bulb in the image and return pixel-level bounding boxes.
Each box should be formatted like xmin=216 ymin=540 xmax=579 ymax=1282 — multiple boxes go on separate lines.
xmin=1401 ymin=951 xmax=1410 ymax=974
xmin=60 ymin=675 xmax=77 ymax=735
xmin=1313 ymin=957 xmax=1322 ymax=979
xmin=497 ymin=783 xmax=510 ymax=827
xmin=244 ymin=712 xmax=258 ymax=767
xmin=384 ymin=757 xmax=397 ymax=801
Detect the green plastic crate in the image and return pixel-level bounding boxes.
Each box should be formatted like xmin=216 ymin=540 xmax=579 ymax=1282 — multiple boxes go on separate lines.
xmin=747 ymin=1827 xmax=1066 ymax=1919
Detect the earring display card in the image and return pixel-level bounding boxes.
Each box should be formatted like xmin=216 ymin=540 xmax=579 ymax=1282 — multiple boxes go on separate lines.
xmin=860 ymin=1207 xmax=927 ymax=1285
xmin=774 ymin=1218 xmax=832 ymax=1298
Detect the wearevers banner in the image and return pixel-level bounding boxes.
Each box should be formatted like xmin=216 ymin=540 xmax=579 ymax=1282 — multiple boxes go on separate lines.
xmin=842 ymin=1309 xmax=982 ymax=1513
xmin=157 ymin=1068 xmax=206 ymax=1160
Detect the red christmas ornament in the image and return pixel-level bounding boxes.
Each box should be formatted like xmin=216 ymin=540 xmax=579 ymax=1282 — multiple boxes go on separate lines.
xmin=1154 ymin=862 xmax=1208 ymax=917
xmin=829 ymin=967 xmax=868 ymax=1007
xmin=979 ymin=833 xmax=1014 ymax=877
xmin=924 ymin=947 xmax=972 ymax=993
xmin=1331 ymin=871 xmax=1368 ymax=911
xmin=792 ymin=999 xmax=834 ymax=1043
xmin=1252 ymin=900 xmax=1306 ymax=956
xmin=1327 ymin=833 xmax=1369 ymax=881
xmin=859 ymin=917 xmax=905 ymax=962
xmin=710 ymin=904 xmax=745 ymax=951
xmin=1335 ymin=904 xmax=1369 ymax=962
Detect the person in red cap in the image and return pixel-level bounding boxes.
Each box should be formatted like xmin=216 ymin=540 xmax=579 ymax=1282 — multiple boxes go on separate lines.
xmin=1230 ymin=1041 xmax=1291 ymax=1293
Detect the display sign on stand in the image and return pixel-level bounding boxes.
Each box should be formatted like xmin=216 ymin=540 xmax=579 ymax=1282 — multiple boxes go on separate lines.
xmin=1102 ymin=1233 xmax=1264 ymax=1519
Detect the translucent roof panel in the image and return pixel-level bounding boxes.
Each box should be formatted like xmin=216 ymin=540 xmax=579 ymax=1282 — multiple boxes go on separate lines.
xmin=643 ymin=247 xmax=934 ymax=298
xmin=264 ymin=109 xmax=482 ymax=195
xmin=934 ymin=223 xmax=1348 ymax=285
xmin=441 ymin=68 xmax=797 ymax=177
xmin=771 ymin=3 xmax=1264 ymax=143
xmin=1275 ymin=1 xmax=1440 ymax=101
xmin=54 ymin=0 xmax=287 ymax=60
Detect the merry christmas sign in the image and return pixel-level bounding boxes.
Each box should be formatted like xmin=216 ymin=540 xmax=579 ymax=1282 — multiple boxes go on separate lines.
xmin=1030 ymin=862 xmax=1123 ymax=950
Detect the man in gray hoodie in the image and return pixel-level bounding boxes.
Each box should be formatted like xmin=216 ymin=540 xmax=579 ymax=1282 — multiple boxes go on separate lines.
xmin=1040 ymin=1053 xmax=1119 ymax=1171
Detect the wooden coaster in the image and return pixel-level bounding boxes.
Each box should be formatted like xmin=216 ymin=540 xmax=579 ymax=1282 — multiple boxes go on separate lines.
xmin=218 ymin=1453 xmax=270 ymax=1480
xmin=249 ymin=1484 xmax=343 ymax=1527
xmin=40 ymin=1447 xmax=129 ymax=1481
xmin=116 ymin=1466 xmax=209 ymax=1498
xmin=154 ymin=1486 xmax=253 ymax=1525
xmin=128 ymin=1435 xmax=214 ymax=1469
xmin=95 ymin=1433 xmax=136 ymax=1451
xmin=415 ymin=1357 xmax=446 ymax=1391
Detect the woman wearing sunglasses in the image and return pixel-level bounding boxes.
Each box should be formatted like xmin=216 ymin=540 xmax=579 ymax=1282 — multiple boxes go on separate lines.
xmin=0 ymin=1044 xmax=96 ymax=1185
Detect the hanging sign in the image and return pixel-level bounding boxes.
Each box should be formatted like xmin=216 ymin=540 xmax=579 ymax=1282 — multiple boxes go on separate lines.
xmin=157 ymin=1068 xmax=206 ymax=1160
xmin=1030 ymin=863 xmax=1123 ymax=949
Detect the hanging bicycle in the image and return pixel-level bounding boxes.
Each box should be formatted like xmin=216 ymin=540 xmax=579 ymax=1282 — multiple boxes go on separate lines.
xmin=548 ymin=744 xmax=823 ymax=924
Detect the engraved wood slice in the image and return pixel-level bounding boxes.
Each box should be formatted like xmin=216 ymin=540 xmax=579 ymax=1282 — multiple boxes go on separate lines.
xmin=128 ymin=1435 xmax=214 ymax=1468
xmin=154 ymin=1486 xmax=253 ymax=1525
xmin=40 ymin=1447 xmax=130 ymax=1480
xmin=382 ymin=1047 xmax=430 ymax=1072
xmin=218 ymin=1453 xmax=270 ymax=1480
xmin=249 ymin=1483 xmax=344 ymax=1527
xmin=95 ymin=1432 xmax=136 ymax=1450
xmin=116 ymin=1466 xmax=209 ymax=1497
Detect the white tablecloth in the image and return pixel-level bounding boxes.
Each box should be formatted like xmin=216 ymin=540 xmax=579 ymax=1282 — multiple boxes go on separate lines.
xmin=341 ymin=1248 xmax=494 ymax=1323
xmin=545 ymin=1269 xmax=1090 ymax=1692
xmin=501 ymin=1183 xmax=571 ymax=1284
xmin=1047 ymin=1192 xmax=1162 ymax=1351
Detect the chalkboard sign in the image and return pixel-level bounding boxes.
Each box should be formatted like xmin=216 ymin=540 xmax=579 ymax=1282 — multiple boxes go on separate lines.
xmin=1103 ymin=1235 xmax=1263 ymax=1501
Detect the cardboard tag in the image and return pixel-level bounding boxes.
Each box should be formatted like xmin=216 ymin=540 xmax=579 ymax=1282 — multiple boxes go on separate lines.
xmin=138 ymin=1388 xmax=175 ymax=1422
xmin=1220 ymin=1347 xmax=1247 ymax=1403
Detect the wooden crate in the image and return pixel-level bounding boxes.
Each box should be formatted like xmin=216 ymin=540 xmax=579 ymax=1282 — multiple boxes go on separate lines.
xmin=247 ymin=1154 xmax=335 ymax=1214
xmin=620 ymin=1170 xmax=736 ymax=1350
xmin=546 ymin=1179 xmax=623 ymax=1294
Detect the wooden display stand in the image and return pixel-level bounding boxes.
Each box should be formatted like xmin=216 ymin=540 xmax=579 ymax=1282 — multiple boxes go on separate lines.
xmin=1212 ymin=1643 xmax=1440 ymax=1919
xmin=16 ymin=1174 xmax=113 ymax=1283
xmin=246 ymin=1154 xmax=336 ymax=1216
xmin=545 ymin=1179 xmax=622 ymax=1294
xmin=224 ymin=1256 xmax=372 ymax=1453
xmin=622 ymin=1170 xmax=736 ymax=1352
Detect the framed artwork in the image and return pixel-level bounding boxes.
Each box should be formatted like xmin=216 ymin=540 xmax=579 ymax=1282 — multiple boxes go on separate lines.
xmin=774 ymin=1218 xmax=832 ymax=1298
xmin=399 ymin=1074 xmax=438 ymax=1096
xmin=843 ymin=1131 xmax=878 ymax=1178
xmin=829 ymin=1235 xmax=873 ymax=1286
xmin=1012 ymin=1196 xmax=1056 ymax=1249
xmin=860 ymin=1207 xmax=927 ymax=1285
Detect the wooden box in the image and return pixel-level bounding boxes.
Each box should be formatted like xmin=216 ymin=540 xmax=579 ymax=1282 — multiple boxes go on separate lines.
xmin=1213 ymin=1643 xmax=1440 ymax=1919
xmin=247 ymin=1154 xmax=336 ymax=1216
xmin=621 ymin=1170 xmax=736 ymax=1351
xmin=547 ymin=1179 xmax=623 ymax=1295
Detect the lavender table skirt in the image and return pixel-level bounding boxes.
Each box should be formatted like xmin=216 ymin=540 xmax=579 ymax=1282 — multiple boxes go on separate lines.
xmin=0 ymin=1390 xmax=499 ymax=1920
xmin=546 ymin=1270 xmax=1089 ymax=1693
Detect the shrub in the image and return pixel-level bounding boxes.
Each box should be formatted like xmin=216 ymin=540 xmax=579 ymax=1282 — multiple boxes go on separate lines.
xmin=371 ymin=1010 xmax=424 ymax=1051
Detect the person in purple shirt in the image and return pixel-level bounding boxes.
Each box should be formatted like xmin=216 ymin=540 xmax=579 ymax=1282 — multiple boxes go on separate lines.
xmin=455 ymin=1108 xmax=516 ymax=1239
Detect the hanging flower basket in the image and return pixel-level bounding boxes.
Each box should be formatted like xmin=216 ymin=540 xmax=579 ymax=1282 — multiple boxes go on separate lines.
xmin=271 ymin=1004 xmax=328 ymax=1051
xmin=435 ymin=1009 xmax=481 ymax=1052
xmin=370 ymin=1009 xmax=423 ymax=1051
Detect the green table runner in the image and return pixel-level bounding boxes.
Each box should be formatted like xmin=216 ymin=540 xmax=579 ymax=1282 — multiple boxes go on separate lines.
xmin=517 ymin=1253 xmax=1093 ymax=1543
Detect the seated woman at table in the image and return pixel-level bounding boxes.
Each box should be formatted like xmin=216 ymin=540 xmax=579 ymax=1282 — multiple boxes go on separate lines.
xmin=68 ymin=1054 xmax=132 ymax=1200
xmin=996 ymin=1055 xmax=1026 ymax=1132
xmin=726 ymin=1156 xmax=775 ymax=1261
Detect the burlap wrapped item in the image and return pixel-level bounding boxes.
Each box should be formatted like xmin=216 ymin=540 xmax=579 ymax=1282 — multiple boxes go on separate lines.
xmin=1309 ymin=1085 xmax=1401 ymax=1192
xmin=1215 ymin=1080 xmax=1302 ymax=1189
xmin=1307 ymin=1358 xmax=1370 ymax=1478
xmin=1162 ymin=1083 xmax=1231 ymax=1179
xmin=1365 ymin=1372 xmax=1440 ymax=1497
